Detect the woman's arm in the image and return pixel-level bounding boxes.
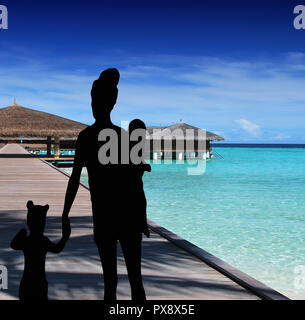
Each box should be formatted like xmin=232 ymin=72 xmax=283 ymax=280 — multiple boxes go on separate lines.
xmin=47 ymin=220 xmax=71 ymax=253
xmin=62 ymin=136 xmax=84 ymax=219
xmin=46 ymin=238 xmax=67 ymax=254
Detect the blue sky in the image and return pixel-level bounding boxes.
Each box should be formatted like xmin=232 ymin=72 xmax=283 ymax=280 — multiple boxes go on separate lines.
xmin=1 ymin=0 xmax=305 ymax=142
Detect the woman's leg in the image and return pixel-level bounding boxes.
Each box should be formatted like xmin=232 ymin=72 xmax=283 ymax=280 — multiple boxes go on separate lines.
xmin=120 ymin=236 xmax=146 ymax=300
xmin=97 ymin=239 xmax=118 ymax=300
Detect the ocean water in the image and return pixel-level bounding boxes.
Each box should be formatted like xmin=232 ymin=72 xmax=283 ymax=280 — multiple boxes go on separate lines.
xmin=74 ymin=147 xmax=305 ymax=299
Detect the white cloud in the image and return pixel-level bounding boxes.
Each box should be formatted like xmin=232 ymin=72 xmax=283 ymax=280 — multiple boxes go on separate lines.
xmin=235 ymin=119 xmax=261 ymax=138
xmin=273 ymin=133 xmax=291 ymax=140
xmin=1 ymin=50 xmax=305 ymax=142
xmin=212 ymin=131 xmax=224 ymax=136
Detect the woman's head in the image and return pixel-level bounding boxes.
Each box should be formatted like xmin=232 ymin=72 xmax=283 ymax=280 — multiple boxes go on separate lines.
xmin=91 ymin=68 xmax=120 ymax=120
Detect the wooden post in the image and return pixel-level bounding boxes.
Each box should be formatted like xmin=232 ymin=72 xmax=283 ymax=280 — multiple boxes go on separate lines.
xmin=207 ymin=141 xmax=211 ymax=159
xmin=54 ymin=136 xmax=60 ymax=159
xmin=161 ymin=139 xmax=165 ymax=160
xmin=46 ymin=136 xmax=52 ymax=156
xmin=207 ymin=141 xmax=211 ymax=152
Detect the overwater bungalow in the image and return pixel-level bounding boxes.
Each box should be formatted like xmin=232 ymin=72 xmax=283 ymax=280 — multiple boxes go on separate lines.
xmin=0 ymin=101 xmax=224 ymax=161
xmin=146 ymin=122 xmax=224 ymax=160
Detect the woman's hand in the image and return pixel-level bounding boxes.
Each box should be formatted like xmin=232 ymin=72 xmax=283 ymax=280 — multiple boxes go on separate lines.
xmin=143 ymin=226 xmax=150 ymax=238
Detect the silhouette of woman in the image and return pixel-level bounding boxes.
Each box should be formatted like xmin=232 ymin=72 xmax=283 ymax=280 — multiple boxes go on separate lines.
xmin=62 ymin=68 xmax=148 ymax=300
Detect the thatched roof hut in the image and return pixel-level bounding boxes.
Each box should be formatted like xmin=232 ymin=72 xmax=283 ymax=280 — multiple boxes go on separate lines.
xmin=146 ymin=122 xmax=224 ymax=141
xmin=146 ymin=122 xmax=224 ymax=159
xmin=0 ymin=100 xmax=87 ymax=138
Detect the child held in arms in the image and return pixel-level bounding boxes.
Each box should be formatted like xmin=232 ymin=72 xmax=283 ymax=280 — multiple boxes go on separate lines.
xmin=11 ymin=201 xmax=71 ymax=300
xmin=128 ymin=119 xmax=151 ymax=238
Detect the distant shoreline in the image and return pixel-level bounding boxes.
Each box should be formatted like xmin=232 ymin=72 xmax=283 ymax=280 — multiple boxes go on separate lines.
xmin=211 ymin=143 xmax=305 ymax=148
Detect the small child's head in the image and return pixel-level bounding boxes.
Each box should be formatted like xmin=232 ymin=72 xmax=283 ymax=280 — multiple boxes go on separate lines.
xmin=129 ymin=119 xmax=147 ymax=146
xmin=129 ymin=119 xmax=147 ymax=163
xmin=26 ymin=200 xmax=49 ymax=234
xmin=129 ymin=119 xmax=146 ymax=132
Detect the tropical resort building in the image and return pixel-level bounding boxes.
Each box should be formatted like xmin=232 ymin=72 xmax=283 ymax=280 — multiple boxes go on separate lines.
xmin=146 ymin=122 xmax=224 ymax=160
xmin=0 ymin=100 xmax=86 ymax=157
xmin=0 ymin=101 xmax=224 ymax=161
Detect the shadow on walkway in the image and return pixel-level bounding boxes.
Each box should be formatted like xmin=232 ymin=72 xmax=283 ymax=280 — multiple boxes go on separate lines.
xmin=0 ymin=210 xmax=255 ymax=300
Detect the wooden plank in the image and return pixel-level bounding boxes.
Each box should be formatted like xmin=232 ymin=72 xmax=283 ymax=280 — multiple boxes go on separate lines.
xmin=0 ymin=143 xmax=264 ymax=300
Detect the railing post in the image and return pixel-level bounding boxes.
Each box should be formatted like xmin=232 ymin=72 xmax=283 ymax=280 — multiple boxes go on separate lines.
xmin=47 ymin=136 xmax=52 ymax=156
xmin=54 ymin=136 xmax=60 ymax=159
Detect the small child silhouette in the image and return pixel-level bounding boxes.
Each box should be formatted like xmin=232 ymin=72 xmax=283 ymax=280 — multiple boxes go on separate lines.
xmin=11 ymin=200 xmax=71 ymax=300
xmin=128 ymin=119 xmax=151 ymax=238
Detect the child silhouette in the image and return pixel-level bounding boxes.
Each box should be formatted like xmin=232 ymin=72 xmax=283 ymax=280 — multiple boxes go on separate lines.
xmin=128 ymin=119 xmax=151 ymax=238
xmin=11 ymin=200 xmax=71 ymax=300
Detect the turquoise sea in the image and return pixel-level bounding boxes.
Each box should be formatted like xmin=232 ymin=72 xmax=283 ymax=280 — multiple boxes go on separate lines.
xmin=75 ymin=147 xmax=305 ymax=299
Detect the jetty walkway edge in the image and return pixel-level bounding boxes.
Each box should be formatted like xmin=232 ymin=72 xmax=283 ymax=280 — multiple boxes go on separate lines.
xmin=0 ymin=144 xmax=289 ymax=300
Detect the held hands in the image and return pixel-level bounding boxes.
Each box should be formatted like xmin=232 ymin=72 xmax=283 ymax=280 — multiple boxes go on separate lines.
xmin=143 ymin=226 xmax=150 ymax=238
xmin=62 ymin=216 xmax=71 ymax=241
xmin=18 ymin=228 xmax=27 ymax=237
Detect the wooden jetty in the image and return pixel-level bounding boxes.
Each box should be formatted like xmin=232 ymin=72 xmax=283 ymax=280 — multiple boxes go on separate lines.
xmin=0 ymin=144 xmax=288 ymax=300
